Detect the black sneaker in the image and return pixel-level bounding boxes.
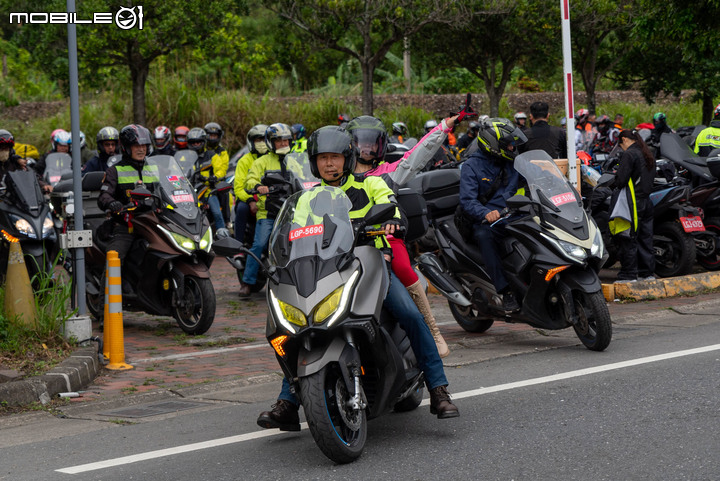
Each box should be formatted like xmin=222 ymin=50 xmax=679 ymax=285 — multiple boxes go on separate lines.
xmin=502 ymin=291 xmax=520 ymax=312
xmin=257 ymin=399 xmax=301 ymax=431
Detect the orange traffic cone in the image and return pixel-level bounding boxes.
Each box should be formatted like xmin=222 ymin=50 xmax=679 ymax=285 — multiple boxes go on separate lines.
xmin=3 ymin=240 xmax=36 ymax=325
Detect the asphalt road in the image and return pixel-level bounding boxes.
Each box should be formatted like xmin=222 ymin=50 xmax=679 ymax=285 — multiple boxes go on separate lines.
xmin=2 ymin=302 xmax=719 ymax=481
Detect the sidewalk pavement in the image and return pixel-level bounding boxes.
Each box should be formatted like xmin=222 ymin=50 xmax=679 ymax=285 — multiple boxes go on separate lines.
xmin=2 ymin=259 xmax=719 ymax=408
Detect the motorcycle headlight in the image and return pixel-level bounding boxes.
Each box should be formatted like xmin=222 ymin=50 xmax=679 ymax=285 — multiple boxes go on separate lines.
xmin=590 ymin=228 xmax=604 ymax=258
xmin=199 ymin=227 xmax=212 ymax=252
xmin=158 ymin=225 xmax=194 ymax=254
xmin=313 ymin=285 xmax=343 ymax=325
xmin=269 ymin=289 xmax=306 ymax=333
xmin=558 ymin=239 xmax=587 ymax=261
xmin=541 ymin=232 xmax=586 ymax=263
xmin=320 ymin=269 xmax=359 ymax=327
xmin=42 ymin=215 xmax=54 ymax=239
xmin=11 ymin=215 xmax=36 ymax=238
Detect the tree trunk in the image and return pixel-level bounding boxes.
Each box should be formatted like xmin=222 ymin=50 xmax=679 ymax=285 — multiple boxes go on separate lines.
xmin=586 ymin=83 xmax=597 ymax=116
xmin=702 ymin=91 xmax=714 ymax=126
xmin=360 ymin=60 xmax=375 ymax=116
xmin=130 ymin=62 xmax=149 ymax=126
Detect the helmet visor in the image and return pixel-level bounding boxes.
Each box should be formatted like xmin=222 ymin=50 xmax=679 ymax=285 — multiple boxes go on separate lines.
xmin=351 ymin=128 xmax=384 ymax=161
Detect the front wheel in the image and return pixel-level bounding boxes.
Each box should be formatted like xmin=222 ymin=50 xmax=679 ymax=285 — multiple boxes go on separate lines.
xmin=572 ymin=290 xmax=612 ymax=351
xmin=654 ymin=221 xmax=696 ymax=277
xmin=448 ymin=301 xmax=494 ymax=333
xmin=172 ymin=276 xmax=216 ymax=335
xmin=299 ymin=364 xmax=367 ymax=464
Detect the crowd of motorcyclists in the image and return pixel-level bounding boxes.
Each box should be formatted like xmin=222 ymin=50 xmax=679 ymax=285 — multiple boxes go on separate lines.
xmin=3 ymin=98 xmax=720 ymax=439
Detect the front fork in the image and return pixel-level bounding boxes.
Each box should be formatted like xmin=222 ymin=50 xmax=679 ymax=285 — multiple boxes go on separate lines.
xmin=344 ymin=331 xmax=367 ymax=411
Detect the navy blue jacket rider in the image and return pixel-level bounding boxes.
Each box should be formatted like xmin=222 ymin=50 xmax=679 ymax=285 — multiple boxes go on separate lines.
xmin=459 ymin=149 xmax=519 ymax=223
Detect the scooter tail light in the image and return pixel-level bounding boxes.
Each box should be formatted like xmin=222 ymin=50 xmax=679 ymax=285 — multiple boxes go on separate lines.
xmin=545 ymin=265 xmax=570 ymax=281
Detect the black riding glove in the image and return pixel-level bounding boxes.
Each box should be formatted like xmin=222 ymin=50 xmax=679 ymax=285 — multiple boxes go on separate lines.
xmin=108 ymin=201 xmax=124 ymax=213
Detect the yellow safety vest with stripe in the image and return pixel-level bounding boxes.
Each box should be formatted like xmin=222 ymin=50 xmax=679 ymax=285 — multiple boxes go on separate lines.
xmin=321 ymin=174 xmax=401 ymax=250
xmin=291 ymin=138 xmax=308 ymax=153
xmin=115 ymin=164 xmax=159 ymax=187
xmin=608 ymin=179 xmax=638 ymax=236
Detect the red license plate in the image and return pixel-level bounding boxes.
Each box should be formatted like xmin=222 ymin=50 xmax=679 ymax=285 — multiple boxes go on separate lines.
xmin=680 ymin=216 xmax=705 ymax=232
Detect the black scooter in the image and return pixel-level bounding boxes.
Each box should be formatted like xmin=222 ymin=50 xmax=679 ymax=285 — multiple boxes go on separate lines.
xmin=405 ymin=150 xmax=612 ymax=351
xmin=0 ymin=170 xmax=57 ymax=285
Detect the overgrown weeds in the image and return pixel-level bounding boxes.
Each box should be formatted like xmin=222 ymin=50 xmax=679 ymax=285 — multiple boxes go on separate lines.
xmin=0 ymin=259 xmax=76 ymax=378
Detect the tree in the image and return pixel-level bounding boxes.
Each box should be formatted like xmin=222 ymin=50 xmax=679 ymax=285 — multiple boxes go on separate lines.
xmin=614 ymin=0 xmax=720 ymax=124
xmin=416 ymin=0 xmax=558 ymax=117
xmin=76 ymin=0 xmax=245 ymax=125
xmin=569 ymin=0 xmax=638 ymax=115
xmin=267 ymin=0 xmax=465 ymax=115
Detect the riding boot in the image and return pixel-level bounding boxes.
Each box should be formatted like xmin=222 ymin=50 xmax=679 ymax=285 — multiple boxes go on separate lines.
xmin=406 ymin=280 xmax=449 ymax=358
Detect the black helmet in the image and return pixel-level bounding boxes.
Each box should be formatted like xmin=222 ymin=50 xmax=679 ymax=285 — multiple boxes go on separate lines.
xmin=477 ymin=118 xmax=527 ymax=161
xmin=187 ymin=127 xmax=207 ymax=153
xmin=391 ymin=122 xmax=408 ymax=137
xmin=204 ymin=122 xmax=223 ymax=149
xmin=119 ymin=124 xmax=152 ymax=160
xmin=346 ymin=115 xmax=388 ymax=165
xmin=653 ymin=112 xmax=667 ymax=127
xmin=246 ymin=124 xmax=269 ymax=155
xmin=264 ymin=123 xmax=293 ymax=154
xmin=291 ymin=123 xmax=306 ymax=140
xmin=308 ymin=126 xmax=355 ymax=179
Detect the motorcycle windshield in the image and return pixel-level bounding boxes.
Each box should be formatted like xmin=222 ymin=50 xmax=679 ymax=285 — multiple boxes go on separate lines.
xmin=284 ymin=151 xmax=321 ymax=188
xmin=268 ymin=186 xmax=354 ymax=268
xmin=514 ymin=150 xmax=584 ymax=223
xmin=6 ymin=170 xmax=44 ymax=213
xmin=143 ymin=155 xmax=199 ymax=220
xmin=43 ymin=152 xmax=72 ymax=185
xmin=174 ymin=149 xmax=198 ymax=178
xmin=660 ymin=132 xmax=699 ymax=161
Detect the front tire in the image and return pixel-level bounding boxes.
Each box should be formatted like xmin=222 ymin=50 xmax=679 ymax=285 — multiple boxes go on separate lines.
xmin=299 ymin=364 xmax=367 ymax=464
xmin=572 ymin=290 xmax=612 ymax=351
xmin=448 ymin=301 xmax=494 ymax=333
xmin=173 ymin=276 xmax=215 ymax=335
xmin=654 ymin=221 xmax=696 ymax=277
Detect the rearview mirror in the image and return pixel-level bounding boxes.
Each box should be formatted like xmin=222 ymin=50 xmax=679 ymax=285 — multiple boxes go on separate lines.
xmin=506 ymin=195 xmax=538 ymax=209
xmin=363 ymin=203 xmax=396 ymax=225
xmin=212 ymin=236 xmax=246 ymax=257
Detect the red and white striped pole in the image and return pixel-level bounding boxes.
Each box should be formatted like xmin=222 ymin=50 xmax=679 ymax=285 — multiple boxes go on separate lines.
xmin=561 ymin=0 xmax=578 ymax=187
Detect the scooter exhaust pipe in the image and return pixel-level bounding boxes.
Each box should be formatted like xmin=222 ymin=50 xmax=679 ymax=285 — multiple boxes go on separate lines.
xmin=416 ymin=253 xmax=472 ymax=307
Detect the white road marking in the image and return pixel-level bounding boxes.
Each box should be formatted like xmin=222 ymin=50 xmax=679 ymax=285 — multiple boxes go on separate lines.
xmin=57 ymin=343 xmax=720 ymax=474
xmin=132 ymin=342 xmax=268 ymax=363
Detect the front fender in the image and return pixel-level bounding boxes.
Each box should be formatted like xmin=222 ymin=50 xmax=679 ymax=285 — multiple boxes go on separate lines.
xmin=297 ymin=336 xmax=360 ymax=394
xmin=558 ymin=267 xmax=602 ymax=293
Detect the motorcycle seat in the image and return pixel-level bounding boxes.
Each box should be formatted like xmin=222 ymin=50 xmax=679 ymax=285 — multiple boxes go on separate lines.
xmin=437 ymin=218 xmax=488 ymax=268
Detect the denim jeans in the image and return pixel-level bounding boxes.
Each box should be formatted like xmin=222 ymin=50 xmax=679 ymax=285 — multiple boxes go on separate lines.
xmin=277 ymin=271 xmax=448 ymax=405
xmin=234 ymin=201 xmax=252 ymax=244
xmin=207 ymin=194 xmax=225 ymax=230
xmin=242 ymin=217 xmax=274 ymax=285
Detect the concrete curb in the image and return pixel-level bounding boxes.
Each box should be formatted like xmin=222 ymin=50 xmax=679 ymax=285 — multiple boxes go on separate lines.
xmin=0 ymin=346 xmax=101 ymax=407
xmin=604 ymin=271 xmax=720 ymax=301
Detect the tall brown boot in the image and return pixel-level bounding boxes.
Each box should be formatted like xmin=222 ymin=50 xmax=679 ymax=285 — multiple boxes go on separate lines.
xmin=406 ymin=280 xmax=450 ymax=358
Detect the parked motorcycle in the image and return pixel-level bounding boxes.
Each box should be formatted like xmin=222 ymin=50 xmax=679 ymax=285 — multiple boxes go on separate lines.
xmin=213 ymin=187 xmax=425 ymax=463
xmin=40 ymin=151 xmax=73 ymax=189
xmin=84 ymin=155 xmax=216 ymax=335
xmin=0 ymin=169 xmax=57 ymax=285
xmin=408 ymin=150 xmax=612 ymax=351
